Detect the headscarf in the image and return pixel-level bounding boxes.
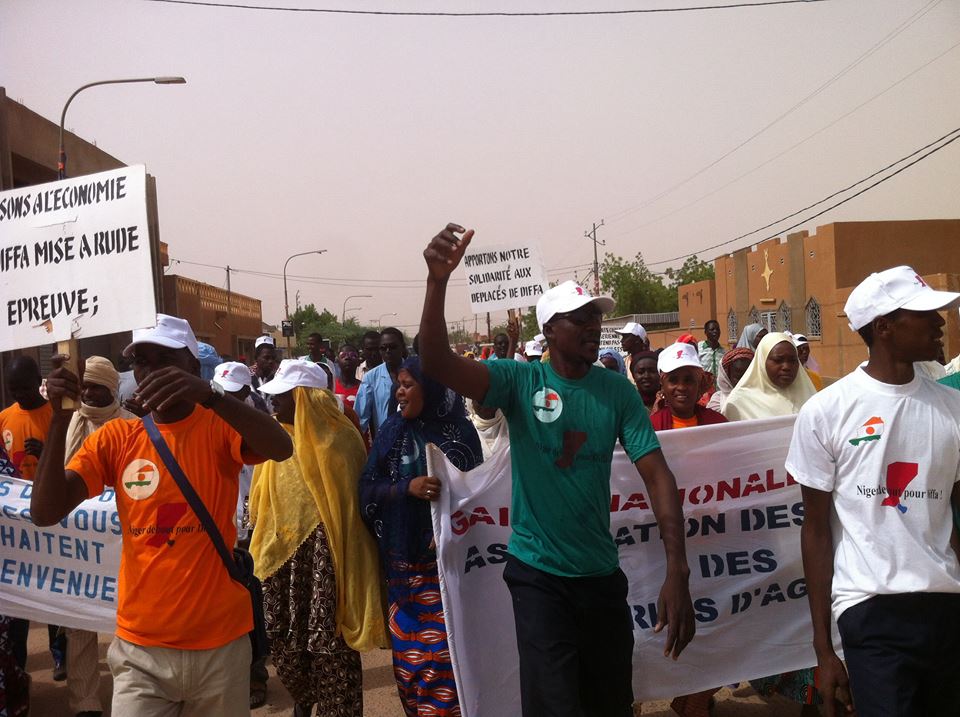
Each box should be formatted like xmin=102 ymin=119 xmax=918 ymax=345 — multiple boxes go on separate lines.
xmin=599 ymin=348 xmax=626 ymax=375
xmin=197 ymin=342 xmax=221 ymax=381
xmin=723 ymin=333 xmax=816 ymax=421
xmin=736 ymin=323 xmax=766 ymax=349
xmin=707 ymin=348 xmax=754 ymax=413
xmin=248 ymin=386 xmax=387 ymax=650
xmin=65 ymin=357 xmax=135 ymax=461
xmin=360 ymin=357 xmax=483 ymax=566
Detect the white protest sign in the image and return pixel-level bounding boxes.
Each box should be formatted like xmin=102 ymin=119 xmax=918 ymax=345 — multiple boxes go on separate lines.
xmin=430 ymin=416 xmax=841 ymax=715
xmin=0 ymin=476 xmax=121 ymax=633
xmin=463 ymin=243 xmax=547 ymax=314
xmin=0 ymin=165 xmax=156 ymax=350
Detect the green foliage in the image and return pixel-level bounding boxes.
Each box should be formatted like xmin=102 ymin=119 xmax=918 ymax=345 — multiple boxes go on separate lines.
xmin=289 ymin=303 xmax=376 ymax=353
xmin=664 ymin=255 xmax=715 ymax=289
xmin=599 ymin=252 xmax=676 ymax=315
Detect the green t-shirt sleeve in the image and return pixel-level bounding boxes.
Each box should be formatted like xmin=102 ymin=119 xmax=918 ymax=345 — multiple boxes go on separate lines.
xmin=616 ymin=379 xmax=660 ymax=462
xmin=483 ymin=357 xmax=522 ymax=414
xmin=939 ymin=373 xmax=960 ymax=392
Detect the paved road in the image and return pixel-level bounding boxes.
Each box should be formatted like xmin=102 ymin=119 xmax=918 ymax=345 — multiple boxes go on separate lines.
xmin=26 ymin=624 xmax=806 ymax=716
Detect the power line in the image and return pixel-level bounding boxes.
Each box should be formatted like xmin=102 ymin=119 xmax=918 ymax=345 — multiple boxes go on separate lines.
xmin=143 ymin=0 xmax=827 ymax=17
xmin=167 ymin=258 xmax=594 ymax=289
xmin=612 ymin=37 xmax=960 ymax=240
xmin=646 ymin=125 xmax=960 ymax=267
xmin=604 ymin=0 xmax=942 ymax=224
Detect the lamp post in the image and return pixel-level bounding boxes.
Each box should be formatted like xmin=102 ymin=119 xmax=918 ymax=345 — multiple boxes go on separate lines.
xmin=342 ymin=295 xmax=372 ymax=323
xmin=377 ymin=312 xmax=397 ymax=329
xmin=283 ymin=250 xmax=327 ymax=352
xmin=58 ymin=76 xmax=186 ymax=180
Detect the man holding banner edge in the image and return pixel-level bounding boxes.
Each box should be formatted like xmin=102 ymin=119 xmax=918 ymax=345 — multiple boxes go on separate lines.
xmin=420 ymin=223 xmax=695 ymax=717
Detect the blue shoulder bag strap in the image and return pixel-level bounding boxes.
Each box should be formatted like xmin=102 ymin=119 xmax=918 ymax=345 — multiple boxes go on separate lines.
xmin=141 ymin=413 xmax=245 ymax=584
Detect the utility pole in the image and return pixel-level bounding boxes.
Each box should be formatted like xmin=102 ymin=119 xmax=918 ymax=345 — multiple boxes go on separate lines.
xmin=225 ymin=265 xmax=233 ymax=357
xmin=585 ymin=219 xmax=605 ymax=296
xmin=486 ymin=312 xmax=492 ymax=342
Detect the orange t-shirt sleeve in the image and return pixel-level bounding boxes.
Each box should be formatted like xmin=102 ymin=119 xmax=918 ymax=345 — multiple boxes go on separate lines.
xmin=66 ymin=420 xmax=121 ymax=498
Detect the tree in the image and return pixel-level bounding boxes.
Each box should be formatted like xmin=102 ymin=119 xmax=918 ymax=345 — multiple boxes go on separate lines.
xmin=664 ymin=255 xmax=715 ymax=289
xmin=599 ymin=252 xmax=675 ymax=315
xmin=289 ymin=303 xmax=376 ymax=354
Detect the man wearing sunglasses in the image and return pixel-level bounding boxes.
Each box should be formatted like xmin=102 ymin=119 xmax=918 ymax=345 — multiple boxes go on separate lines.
xmin=418 ymin=223 xmax=695 ymax=717
xmin=356 ymin=327 xmax=408 ymax=438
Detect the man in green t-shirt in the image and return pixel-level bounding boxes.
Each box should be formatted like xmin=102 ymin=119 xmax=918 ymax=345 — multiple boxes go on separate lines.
xmin=419 ymin=223 xmax=695 ymax=717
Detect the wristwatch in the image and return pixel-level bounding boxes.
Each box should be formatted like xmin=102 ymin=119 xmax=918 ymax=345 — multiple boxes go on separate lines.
xmin=201 ymin=379 xmax=225 ymax=409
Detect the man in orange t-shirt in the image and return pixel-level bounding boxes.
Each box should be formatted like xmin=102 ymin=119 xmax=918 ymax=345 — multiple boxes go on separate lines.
xmin=32 ymin=314 xmax=293 ymax=717
xmin=0 ymin=356 xmax=53 ymax=480
xmin=0 ymin=355 xmax=66 ymax=681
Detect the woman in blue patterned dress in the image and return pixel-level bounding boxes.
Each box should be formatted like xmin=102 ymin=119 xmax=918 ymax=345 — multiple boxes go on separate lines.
xmin=360 ymin=356 xmax=483 ymax=717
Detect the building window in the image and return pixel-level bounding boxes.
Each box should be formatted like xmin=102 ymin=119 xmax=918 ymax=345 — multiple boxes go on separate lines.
xmin=748 ymin=307 xmax=761 ymax=326
xmin=806 ymin=297 xmax=822 ymax=338
xmin=727 ymin=308 xmax=738 ymax=345
xmin=761 ymin=311 xmax=776 ymax=333
xmin=777 ymin=301 xmax=792 ymax=334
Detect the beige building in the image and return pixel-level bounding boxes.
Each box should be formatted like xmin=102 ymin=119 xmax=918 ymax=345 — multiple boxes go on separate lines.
xmin=673 ymin=220 xmax=960 ymax=378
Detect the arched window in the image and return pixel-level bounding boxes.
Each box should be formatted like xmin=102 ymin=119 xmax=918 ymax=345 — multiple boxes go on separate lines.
xmin=806 ymin=297 xmax=822 ymax=338
xmin=748 ymin=307 xmax=761 ymax=326
xmin=777 ymin=301 xmax=792 ymax=334
xmin=727 ymin=308 xmax=738 ymax=346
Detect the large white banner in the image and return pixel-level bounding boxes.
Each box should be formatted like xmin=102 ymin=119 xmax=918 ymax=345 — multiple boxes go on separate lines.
xmin=0 ymin=165 xmax=156 ymax=350
xmin=0 ymin=477 xmax=120 ymax=632
xmin=430 ymin=416 xmax=833 ymax=715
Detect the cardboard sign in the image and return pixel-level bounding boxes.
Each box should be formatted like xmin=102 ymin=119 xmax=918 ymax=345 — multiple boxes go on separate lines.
xmin=463 ymin=244 xmax=547 ymax=314
xmin=0 ymin=165 xmax=156 ymax=350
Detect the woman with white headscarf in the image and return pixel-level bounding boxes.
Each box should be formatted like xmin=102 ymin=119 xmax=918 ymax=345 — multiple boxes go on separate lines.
xmin=723 ymin=333 xmax=816 ymax=421
xmin=720 ymin=335 xmax=819 ymax=712
xmin=735 ymin=323 xmax=767 ymax=350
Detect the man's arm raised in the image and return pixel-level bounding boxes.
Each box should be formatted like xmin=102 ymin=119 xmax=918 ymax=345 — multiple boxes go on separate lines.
xmin=420 ymin=223 xmax=490 ymax=402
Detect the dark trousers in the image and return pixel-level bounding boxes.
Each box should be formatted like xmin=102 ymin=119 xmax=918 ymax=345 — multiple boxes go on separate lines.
xmin=8 ymin=619 xmax=65 ymax=670
xmin=503 ymin=554 xmax=634 ymax=717
xmin=837 ymin=592 xmax=960 ymax=717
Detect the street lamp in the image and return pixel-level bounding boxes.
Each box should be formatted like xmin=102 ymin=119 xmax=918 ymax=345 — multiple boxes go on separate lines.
xmin=377 ymin=312 xmax=398 ymax=329
xmin=58 ymin=76 xmax=186 ymax=179
xmin=342 ymin=295 xmax=372 ymax=323
xmin=283 ymin=250 xmax=327 ymax=351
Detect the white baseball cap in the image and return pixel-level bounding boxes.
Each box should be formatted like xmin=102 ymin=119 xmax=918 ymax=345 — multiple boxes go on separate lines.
xmin=123 ymin=314 xmax=199 ymax=359
xmin=791 ymin=333 xmax=809 ymax=347
xmin=534 ymin=333 xmax=545 ymax=344
xmin=524 ymin=340 xmax=544 ymax=357
xmin=657 ymin=342 xmax=703 ymax=374
xmin=535 ymin=281 xmax=615 ymax=330
xmin=213 ymin=361 xmax=252 ymax=392
xmin=255 ymin=335 xmax=276 ymax=348
xmin=257 ymin=359 xmax=328 ymax=394
xmin=844 ymin=265 xmax=960 ymax=331
xmin=614 ymin=321 xmax=648 ymax=340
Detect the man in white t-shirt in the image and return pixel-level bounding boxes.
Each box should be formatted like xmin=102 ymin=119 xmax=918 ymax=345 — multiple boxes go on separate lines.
xmin=788 ymin=266 xmax=960 ymax=716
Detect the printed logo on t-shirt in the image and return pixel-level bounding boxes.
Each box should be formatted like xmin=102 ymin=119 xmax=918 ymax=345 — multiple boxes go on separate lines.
xmin=855 ymin=461 xmax=943 ymax=515
xmin=849 ymin=416 xmax=884 ymax=446
xmin=532 ymin=388 xmax=563 ymax=423
xmin=121 ymin=459 xmax=161 ymax=500
xmin=2 ymin=429 xmax=12 ymax=453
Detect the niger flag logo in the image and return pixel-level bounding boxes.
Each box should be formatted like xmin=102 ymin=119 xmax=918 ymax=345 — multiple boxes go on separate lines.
xmin=849 ymin=417 xmax=884 ymax=447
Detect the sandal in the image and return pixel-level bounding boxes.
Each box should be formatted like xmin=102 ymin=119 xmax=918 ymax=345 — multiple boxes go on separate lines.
xmin=249 ymin=682 xmax=267 ymax=710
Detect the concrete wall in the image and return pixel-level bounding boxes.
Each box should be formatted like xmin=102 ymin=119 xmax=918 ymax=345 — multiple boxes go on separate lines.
xmin=163 ymin=275 xmax=262 ymax=360
xmin=677 ymin=279 xmax=716 ymax=332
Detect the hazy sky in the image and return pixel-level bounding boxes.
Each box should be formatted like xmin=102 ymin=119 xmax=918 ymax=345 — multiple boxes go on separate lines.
xmin=3 ymin=0 xmax=959 ymax=336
